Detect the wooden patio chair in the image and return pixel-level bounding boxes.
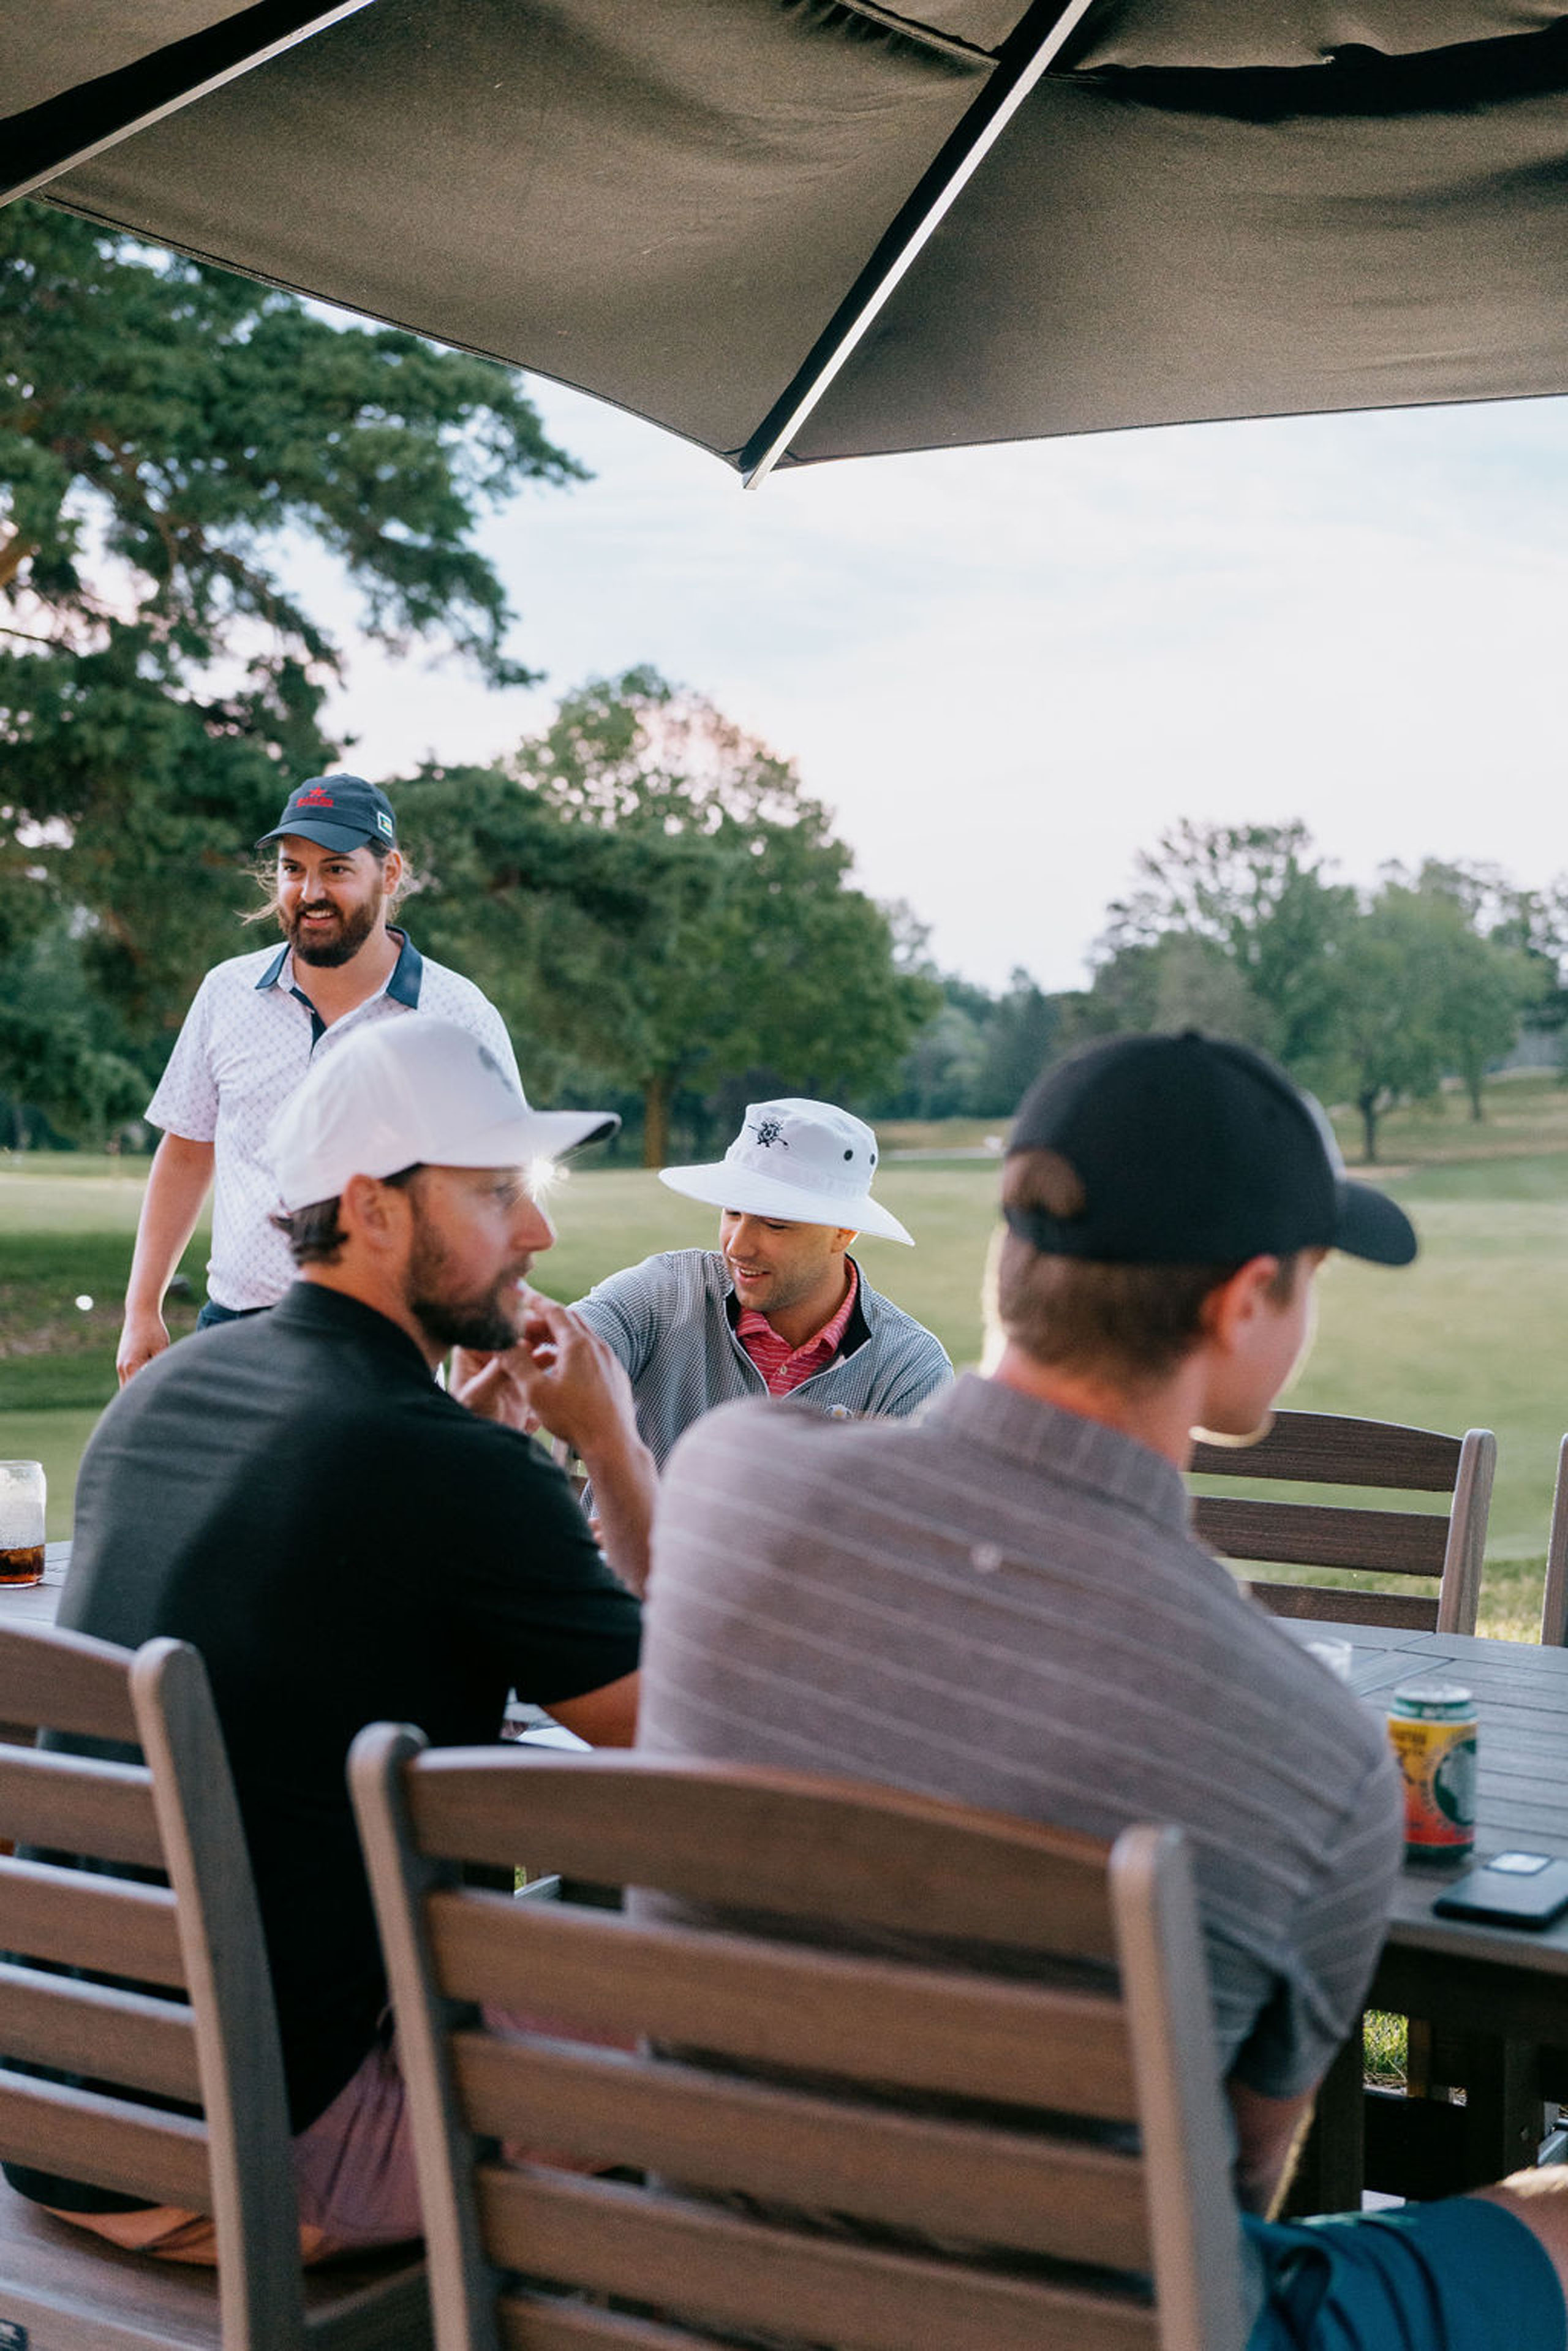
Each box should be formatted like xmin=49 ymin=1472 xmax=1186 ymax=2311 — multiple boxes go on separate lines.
xmin=1191 ymin=1414 xmax=1509 ymax=2206
xmin=1189 ymin=1409 xmax=1495 ymax=1634
xmin=350 ymin=1735 xmax=1249 ymax=2351
xmin=0 ymin=1621 xmax=431 ymax=2351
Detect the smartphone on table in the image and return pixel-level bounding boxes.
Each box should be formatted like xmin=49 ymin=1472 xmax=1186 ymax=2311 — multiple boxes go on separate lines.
xmin=1431 ymin=1851 xmax=1568 ymax=1930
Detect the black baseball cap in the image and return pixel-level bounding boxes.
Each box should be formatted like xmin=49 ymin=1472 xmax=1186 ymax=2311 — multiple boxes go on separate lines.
xmin=256 ymin=774 xmax=398 ymax=856
xmin=1005 ymin=1032 xmax=1417 ymax=1268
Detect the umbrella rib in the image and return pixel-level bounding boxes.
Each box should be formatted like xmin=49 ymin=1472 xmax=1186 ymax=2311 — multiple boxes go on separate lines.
xmin=826 ymin=3 xmax=1000 ymax=66
xmin=739 ymin=0 xmax=1097 ymax=488
xmin=0 ymin=0 xmax=386 ymax=210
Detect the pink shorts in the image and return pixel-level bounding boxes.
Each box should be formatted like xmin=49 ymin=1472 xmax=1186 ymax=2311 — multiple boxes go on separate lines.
xmin=47 ymin=2004 xmax=629 ymax=2266
xmin=46 ymin=2029 xmax=422 ymax=2266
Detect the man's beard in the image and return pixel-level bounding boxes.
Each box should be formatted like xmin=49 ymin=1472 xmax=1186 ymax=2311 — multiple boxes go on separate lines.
xmin=283 ymin=894 xmax=382 ymax=968
xmin=404 ymin=1206 xmax=522 ymax=1354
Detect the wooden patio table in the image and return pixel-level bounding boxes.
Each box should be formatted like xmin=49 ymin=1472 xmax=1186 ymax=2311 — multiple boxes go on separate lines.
xmin=1278 ymin=1616 xmax=1568 ymax=2209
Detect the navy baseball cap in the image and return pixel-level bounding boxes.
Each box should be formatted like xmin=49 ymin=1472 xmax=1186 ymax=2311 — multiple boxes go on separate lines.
xmin=1005 ymin=1032 xmax=1417 ymax=1268
xmin=256 ymin=774 xmax=398 ymax=855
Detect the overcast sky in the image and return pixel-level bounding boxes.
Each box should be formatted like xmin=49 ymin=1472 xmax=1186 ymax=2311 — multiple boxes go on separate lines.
xmin=311 ymin=380 xmax=1568 ymax=994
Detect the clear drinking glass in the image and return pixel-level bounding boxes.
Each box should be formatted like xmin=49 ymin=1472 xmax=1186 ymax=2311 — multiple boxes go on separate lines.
xmin=0 ymin=1460 xmax=46 ymax=1587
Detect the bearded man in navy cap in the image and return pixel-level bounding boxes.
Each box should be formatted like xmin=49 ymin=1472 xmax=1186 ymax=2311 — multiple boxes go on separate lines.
xmin=117 ymin=773 xmax=519 ymax=1379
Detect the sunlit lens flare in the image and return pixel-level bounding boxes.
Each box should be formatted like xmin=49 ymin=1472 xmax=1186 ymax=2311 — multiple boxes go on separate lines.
xmin=526 ymin=1156 xmax=568 ymax=1204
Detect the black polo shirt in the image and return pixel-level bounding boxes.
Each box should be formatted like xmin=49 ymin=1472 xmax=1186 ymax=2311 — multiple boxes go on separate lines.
xmin=53 ymin=1282 xmax=643 ymax=2137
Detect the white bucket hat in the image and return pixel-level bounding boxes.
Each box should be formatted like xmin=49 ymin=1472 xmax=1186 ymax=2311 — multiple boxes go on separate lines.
xmin=659 ymin=1098 xmax=912 ymax=1244
xmin=269 ymin=1016 xmax=617 ymax=1212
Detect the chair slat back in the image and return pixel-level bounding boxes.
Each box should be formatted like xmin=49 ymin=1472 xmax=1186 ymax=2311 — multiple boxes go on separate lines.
xmin=1188 ymin=1499 xmax=1447 ymax=1576
xmin=0 ymin=1742 xmax=168 ymax=1865
xmin=1 ymin=1851 xmax=184 ymax=1980
xmin=1190 ymin=1411 xmax=1461 ymax=1489
xmin=0 ymin=1623 xmax=140 ymax=1743
xmin=0 ymin=1961 xmax=203 ymax=2101
xmin=405 ymin=1751 xmax=1118 ymax=1955
xmin=1188 ymin=1410 xmax=1494 ymax=1634
xmin=353 ymin=1735 xmax=1249 ymax=2351
xmin=0 ymin=1623 xmax=306 ymax=2349
xmin=427 ymin=1893 xmax=1133 ymax=2114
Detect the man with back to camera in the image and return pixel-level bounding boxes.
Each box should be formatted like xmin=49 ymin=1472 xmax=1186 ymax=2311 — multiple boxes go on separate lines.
xmin=638 ymin=1030 xmax=1568 ymax=2349
xmin=572 ymin=1096 xmax=952 ymax=1470
xmin=116 ymin=771 xmax=520 ymax=1380
xmin=13 ymin=1017 xmax=648 ymax=2263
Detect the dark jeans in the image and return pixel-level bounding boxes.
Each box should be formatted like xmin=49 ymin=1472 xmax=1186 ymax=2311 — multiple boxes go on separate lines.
xmin=195 ymin=1299 xmax=269 ymax=1330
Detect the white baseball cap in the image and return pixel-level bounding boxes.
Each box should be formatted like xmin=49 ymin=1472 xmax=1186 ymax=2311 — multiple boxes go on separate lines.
xmin=659 ymin=1098 xmax=913 ymax=1244
xmin=268 ymin=1016 xmax=618 ymax=1212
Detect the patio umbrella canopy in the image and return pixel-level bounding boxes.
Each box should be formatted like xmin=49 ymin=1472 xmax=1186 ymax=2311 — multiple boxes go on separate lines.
xmin=9 ymin=0 xmax=1568 ymax=475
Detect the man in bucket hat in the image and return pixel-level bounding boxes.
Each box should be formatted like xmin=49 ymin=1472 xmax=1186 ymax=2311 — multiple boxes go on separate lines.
xmin=117 ymin=772 xmax=519 ymax=1379
xmin=574 ymin=1096 xmax=951 ymax=1469
xmin=640 ymin=1032 xmax=1568 ymax=2351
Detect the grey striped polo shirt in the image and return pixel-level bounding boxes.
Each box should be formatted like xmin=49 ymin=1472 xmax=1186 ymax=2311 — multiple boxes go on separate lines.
xmin=575 ymin=1249 xmax=952 ymax=1471
xmin=641 ymin=1372 xmax=1403 ymax=2102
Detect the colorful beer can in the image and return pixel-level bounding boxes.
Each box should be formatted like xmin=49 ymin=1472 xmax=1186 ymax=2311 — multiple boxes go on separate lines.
xmin=1387 ymin=1680 xmax=1477 ymax=1865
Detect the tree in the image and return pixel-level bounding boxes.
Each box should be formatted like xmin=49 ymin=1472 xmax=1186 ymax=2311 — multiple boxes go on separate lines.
xmin=1373 ymin=865 xmax=1542 ymax=1119
xmin=967 ymin=970 xmax=1061 ymax=1112
xmin=410 ymin=670 xmax=935 ymax=1164
xmin=1095 ymin=820 xmax=1357 ymax=1086
xmin=1081 ymin=825 xmax=1547 ymax=1158
xmin=1328 ymin=889 xmax=1454 ymax=1162
xmin=892 ymin=1000 xmax=989 ymax=1120
xmin=1389 ymin=859 xmax=1557 ymax=1104
xmin=0 ymin=924 xmax=145 ymax=1147
xmin=0 ymin=199 xmax=584 ymax=1113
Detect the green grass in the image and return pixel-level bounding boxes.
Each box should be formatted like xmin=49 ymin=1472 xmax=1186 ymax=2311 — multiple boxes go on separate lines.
xmin=0 ymin=1153 xmax=166 ymax=1231
xmin=1364 ymin=2010 xmax=1409 ymax=2089
xmin=0 ymin=1408 xmax=116 ymax=1542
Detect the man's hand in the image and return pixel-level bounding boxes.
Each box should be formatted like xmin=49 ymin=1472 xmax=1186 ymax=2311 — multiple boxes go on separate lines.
xmin=116 ymin=1309 xmax=170 ymax=1387
xmin=451 ymin=1292 xmax=633 ymax=1446
xmin=451 ymin=1345 xmax=541 ymax=1432
xmin=456 ymin=1288 xmax=655 ymax=1594
xmin=500 ymin=1290 xmax=641 ymax=1458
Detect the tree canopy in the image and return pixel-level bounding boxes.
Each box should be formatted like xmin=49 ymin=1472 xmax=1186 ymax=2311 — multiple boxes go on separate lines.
xmin=0 ymin=198 xmax=583 ymax=1114
xmin=404 ymin=669 xmax=936 ymax=1163
xmin=1066 ymin=823 xmax=1556 ymax=1158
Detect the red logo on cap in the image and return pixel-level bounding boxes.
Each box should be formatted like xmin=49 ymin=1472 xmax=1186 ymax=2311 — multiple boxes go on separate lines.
xmin=295 ymin=786 xmax=335 ymax=807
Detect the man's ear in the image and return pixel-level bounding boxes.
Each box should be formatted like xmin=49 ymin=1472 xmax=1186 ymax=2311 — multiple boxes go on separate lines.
xmin=1200 ymin=1256 xmax=1284 ymax=1354
xmin=338 ymin=1171 xmax=411 ymax=1252
xmin=378 ymin=848 xmax=405 ymax=903
xmin=831 ymin=1227 xmax=858 ymax=1257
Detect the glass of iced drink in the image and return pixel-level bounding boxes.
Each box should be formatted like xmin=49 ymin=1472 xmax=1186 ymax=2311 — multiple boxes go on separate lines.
xmin=0 ymin=1461 xmax=45 ymax=1587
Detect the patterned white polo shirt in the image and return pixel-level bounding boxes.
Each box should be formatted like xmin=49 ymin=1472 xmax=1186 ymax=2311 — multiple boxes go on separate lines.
xmin=146 ymin=932 xmax=521 ymax=1310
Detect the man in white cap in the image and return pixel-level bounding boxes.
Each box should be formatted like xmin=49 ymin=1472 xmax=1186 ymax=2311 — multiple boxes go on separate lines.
xmin=574 ymin=1096 xmax=951 ymax=1471
xmin=28 ymin=1017 xmax=647 ymax=2264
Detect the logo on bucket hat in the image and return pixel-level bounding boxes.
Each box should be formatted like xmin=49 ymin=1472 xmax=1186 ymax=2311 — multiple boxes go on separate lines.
xmin=256 ymin=775 xmax=399 ymax=857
